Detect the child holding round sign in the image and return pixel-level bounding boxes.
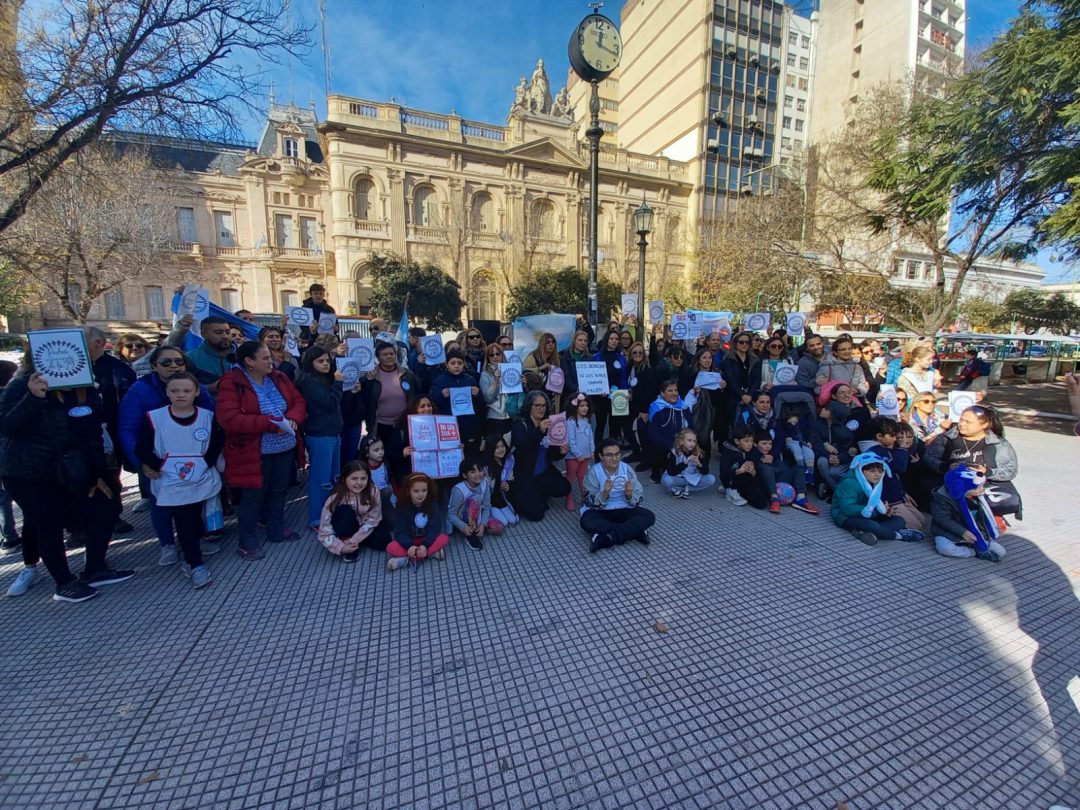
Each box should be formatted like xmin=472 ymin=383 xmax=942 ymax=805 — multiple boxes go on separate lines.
xmin=135 ymin=373 xmax=224 ymax=589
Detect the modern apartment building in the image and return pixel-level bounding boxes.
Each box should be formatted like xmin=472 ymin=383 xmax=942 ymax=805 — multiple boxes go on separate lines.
xmin=809 ymin=0 xmax=965 ymax=140
xmin=617 ymin=0 xmax=812 ymax=220
xmin=778 ymin=11 xmax=816 ymax=164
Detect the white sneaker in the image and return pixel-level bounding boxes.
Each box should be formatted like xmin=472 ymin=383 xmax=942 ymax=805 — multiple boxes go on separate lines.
xmin=158 ymin=545 xmax=179 ymax=566
xmin=7 ymin=565 xmax=38 ymax=597
xmin=132 ymin=498 xmax=150 ymax=513
xmin=726 ymin=488 xmax=748 ymax=506
xmin=386 ymin=557 xmax=408 ymax=571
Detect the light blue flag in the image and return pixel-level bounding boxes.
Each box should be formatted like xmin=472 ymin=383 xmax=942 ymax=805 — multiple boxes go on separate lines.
xmin=170 ymin=292 xmax=260 ymax=351
xmin=510 ymin=313 xmax=578 ymax=354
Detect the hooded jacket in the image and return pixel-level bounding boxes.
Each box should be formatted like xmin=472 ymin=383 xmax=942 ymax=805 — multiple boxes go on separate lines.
xmin=931 ymin=466 xmax=1000 ymax=551
xmin=830 ymin=452 xmax=891 ymax=526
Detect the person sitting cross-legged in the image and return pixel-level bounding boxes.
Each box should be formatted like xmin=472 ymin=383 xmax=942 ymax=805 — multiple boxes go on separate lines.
xmin=580 ymin=437 xmax=656 ymax=554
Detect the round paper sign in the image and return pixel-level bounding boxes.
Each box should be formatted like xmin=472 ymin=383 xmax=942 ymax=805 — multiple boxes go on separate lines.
xmin=787 ymin=314 xmax=805 ymax=333
xmin=34 ymin=340 xmax=88 ymax=381
xmin=773 ymin=365 xmax=797 ymax=386
xmin=341 ymin=362 xmax=361 ymax=389
xmin=649 ymin=302 xmax=664 ymax=322
xmin=289 ymin=307 xmax=312 ymax=326
xmin=501 ymin=366 xmax=521 ymax=388
xmin=746 ymin=313 xmax=767 ymax=331
xmin=672 ymin=321 xmax=688 ymax=340
xmin=351 ymin=344 xmax=374 ymax=370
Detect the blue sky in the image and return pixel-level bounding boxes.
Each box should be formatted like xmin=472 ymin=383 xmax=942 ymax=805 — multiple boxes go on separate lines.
xmin=247 ymin=0 xmax=1067 ymax=281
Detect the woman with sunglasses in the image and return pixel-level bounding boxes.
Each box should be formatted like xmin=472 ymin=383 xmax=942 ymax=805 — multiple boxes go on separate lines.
xmin=522 ymin=332 xmax=563 ymax=411
xmin=942 ymin=405 xmax=1022 ymax=520
xmin=462 ymin=329 xmax=487 ymax=377
xmin=749 ymin=337 xmax=796 ymax=394
xmin=480 ymin=343 xmax=515 ymax=438
xmin=118 ymin=346 xmax=215 ymax=566
xmin=719 ymin=331 xmax=760 ymax=439
xmin=116 ymin=334 xmax=150 ymax=368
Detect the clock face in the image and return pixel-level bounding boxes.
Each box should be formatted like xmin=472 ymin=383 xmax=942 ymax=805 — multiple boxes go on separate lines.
xmin=573 ymin=15 xmax=622 ymax=78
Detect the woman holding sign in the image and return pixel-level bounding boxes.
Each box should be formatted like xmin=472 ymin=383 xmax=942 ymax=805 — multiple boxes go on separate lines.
xmin=509 ymin=391 xmax=571 ymax=521
xmin=558 ymin=330 xmax=592 ymax=401
xmin=591 ymin=329 xmax=630 ymax=453
xmin=522 ymin=332 xmax=562 ymax=410
xmin=720 ymin=331 xmax=760 ymax=440
xmin=480 ymin=343 xmax=515 ymax=438
xmin=749 ymin=337 xmax=797 ymax=394
xmin=216 ymin=341 xmax=307 ymax=560
xmin=0 ymin=360 xmax=133 ymax=603
xmin=942 ymin=405 xmax=1022 ymax=520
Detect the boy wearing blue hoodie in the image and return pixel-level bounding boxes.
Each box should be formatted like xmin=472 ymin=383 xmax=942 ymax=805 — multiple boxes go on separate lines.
xmin=930 ymin=465 xmax=1006 ymax=561
xmin=646 ymin=379 xmax=692 ymax=483
xmin=431 ymin=350 xmax=483 ymax=453
xmin=830 ymin=453 xmax=925 ymax=546
xmin=858 ymin=416 xmax=928 ymax=534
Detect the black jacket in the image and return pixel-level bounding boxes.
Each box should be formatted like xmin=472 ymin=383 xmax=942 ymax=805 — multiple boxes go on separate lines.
xmin=720 ymin=353 xmax=758 ymax=400
xmin=297 ymin=374 xmax=344 ymax=437
xmin=0 ymin=373 xmax=108 ymax=484
xmin=93 ymin=352 xmax=136 ymax=447
xmin=718 ymin=442 xmax=755 ymax=488
xmin=299 ymin=296 xmax=336 ymax=342
xmin=510 ymin=417 xmax=562 ymax=482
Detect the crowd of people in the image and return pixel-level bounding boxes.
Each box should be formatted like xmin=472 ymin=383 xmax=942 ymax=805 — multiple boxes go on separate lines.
xmin=0 ymin=283 xmax=1026 ymax=604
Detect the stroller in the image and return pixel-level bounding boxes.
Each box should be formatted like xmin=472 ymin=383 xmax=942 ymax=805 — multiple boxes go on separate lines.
xmin=770 ymin=385 xmax=818 ymax=467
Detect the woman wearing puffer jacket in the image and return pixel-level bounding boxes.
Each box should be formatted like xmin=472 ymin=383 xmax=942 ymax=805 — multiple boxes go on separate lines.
xmin=215 ymin=341 xmax=306 ymax=560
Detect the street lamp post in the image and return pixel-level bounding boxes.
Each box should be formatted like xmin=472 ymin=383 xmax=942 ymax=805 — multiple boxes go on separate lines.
xmin=586 ymin=82 xmax=602 ymax=330
xmin=633 ymin=197 xmax=653 ymax=335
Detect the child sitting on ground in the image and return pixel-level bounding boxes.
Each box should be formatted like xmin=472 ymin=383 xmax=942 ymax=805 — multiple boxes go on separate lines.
xmin=776 ymin=405 xmax=816 ymax=487
xmin=447 ymin=457 xmax=504 ymax=551
xmin=719 ymin=424 xmax=763 ymax=507
xmin=316 ymin=460 xmax=389 ymax=562
xmin=482 ymin=434 xmax=518 ymax=528
xmin=810 ymin=402 xmax=853 ymax=498
xmin=387 ymin=473 xmax=449 ymax=571
xmin=830 ymin=453 xmax=925 ymax=546
xmin=564 ymin=393 xmax=594 ymax=511
xmin=930 ymin=465 xmax=1006 ymax=561
xmin=661 ymin=428 xmax=717 ymax=498
xmin=751 ymin=431 xmax=820 ymax=515
xmin=858 ymin=416 xmax=929 ymax=534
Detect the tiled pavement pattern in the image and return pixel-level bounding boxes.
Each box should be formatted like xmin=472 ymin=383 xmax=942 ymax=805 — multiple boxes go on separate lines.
xmin=1 ymin=426 xmax=1077 ymax=810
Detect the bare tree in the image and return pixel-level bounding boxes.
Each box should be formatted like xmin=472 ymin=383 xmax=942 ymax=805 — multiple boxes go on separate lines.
xmin=0 ymin=0 xmax=309 ymax=235
xmin=0 ymin=143 xmax=176 ymax=322
xmin=693 ymin=176 xmax=812 ymax=314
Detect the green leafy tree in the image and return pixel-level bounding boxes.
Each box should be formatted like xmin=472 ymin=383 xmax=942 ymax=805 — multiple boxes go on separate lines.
xmin=367 ymin=255 xmax=464 ymax=332
xmin=506 ymin=267 xmax=621 ymax=322
xmin=1002 ymin=288 xmax=1080 ymax=333
xmin=958 ymin=298 xmax=1010 ymax=332
xmin=955 ymin=1 xmax=1080 ymax=258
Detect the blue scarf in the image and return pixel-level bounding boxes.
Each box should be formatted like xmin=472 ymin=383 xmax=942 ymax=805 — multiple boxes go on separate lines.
xmin=850 ymin=452 xmax=889 ymax=517
xmin=944 ymin=466 xmax=999 ymax=552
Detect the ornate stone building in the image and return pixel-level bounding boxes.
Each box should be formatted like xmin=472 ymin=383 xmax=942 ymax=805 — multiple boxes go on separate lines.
xmin=320 ymin=59 xmax=692 ymax=322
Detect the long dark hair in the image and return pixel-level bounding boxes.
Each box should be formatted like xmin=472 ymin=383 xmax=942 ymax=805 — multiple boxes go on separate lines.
xmin=298 ymin=345 xmax=333 ymax=387
xmin=327 ymin=460 xmax=376 ymax=511
xmin=481 ymin=433 xmax=511 ymax=477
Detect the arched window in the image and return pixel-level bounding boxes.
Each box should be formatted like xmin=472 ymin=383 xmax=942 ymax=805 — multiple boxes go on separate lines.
xmin=471 ymin=192 xmax=494 ymax=232
xmin=354 ymin=178 xmax=376 ymax=220
xmin=530 ymin=199 xmax=556 ymax=239
xmin=411 ymin=185 xmax=440 ymax=227
xmin=470 ymin=271 xmax=499 ymax=322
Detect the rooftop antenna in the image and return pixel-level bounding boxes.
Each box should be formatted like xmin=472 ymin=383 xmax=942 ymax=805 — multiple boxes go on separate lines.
xmin=319 ymin=0 xmax=333 ymax=101
xmin=589 ymin=1 xmax=603 ymax=12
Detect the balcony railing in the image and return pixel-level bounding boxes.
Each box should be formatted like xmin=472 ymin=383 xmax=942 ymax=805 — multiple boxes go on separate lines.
xmin=266 ymin=246 xmax=321 ymax=259
xmin=353 ymin=219 xmax=391 ymax=236
xmin=407 ymin=224 xmax=448 ymax=241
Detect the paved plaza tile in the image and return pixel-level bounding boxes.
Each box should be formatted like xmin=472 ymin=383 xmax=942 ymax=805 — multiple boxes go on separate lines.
xmin=0 ymin=426 xmax=1077 ymax=809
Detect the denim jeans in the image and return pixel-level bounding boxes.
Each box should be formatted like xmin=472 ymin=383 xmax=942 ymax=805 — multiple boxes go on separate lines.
xmin=340 ymin=424 xmax=361 ymax=469
xmin=305 ymin=434 xmax=341 ymax=526
xmin=841 ymin=514 xmax=905 ymax=540
xmin=236 ymin=450 xmax=294 ymax=550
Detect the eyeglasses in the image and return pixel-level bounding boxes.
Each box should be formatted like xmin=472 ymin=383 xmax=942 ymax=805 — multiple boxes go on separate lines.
xmin=601 ymin=451 xmax=622 ymax=458
xmin=545 ymin=338 xmax=555 ymax=344
xmin=735 ymin=339 xmax=750 ymax=345
xmin=531 ymin=403 xmax=546 ymax=409
xmin=498 ymin=340 xmax=512 ymax=347
xmin=122 ymin=343 xmax=147 ymax=350
xmin=156 ymin=358 xmax=185 ymax=367
xmin=467 ymin=334 xmax=482 ymax=340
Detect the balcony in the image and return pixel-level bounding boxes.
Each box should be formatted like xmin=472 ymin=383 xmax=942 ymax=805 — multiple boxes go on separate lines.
xmin=263 ymin=245 xmax=322 ymax=260
xmin=351 ymin=219 xmax=391 ymax=237
xmin=407 ymin=224 xmax=448 ymax=242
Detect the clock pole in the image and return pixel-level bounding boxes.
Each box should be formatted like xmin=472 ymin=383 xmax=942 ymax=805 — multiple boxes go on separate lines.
xmin=586 ymin=79 xmax=601 ymax=332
